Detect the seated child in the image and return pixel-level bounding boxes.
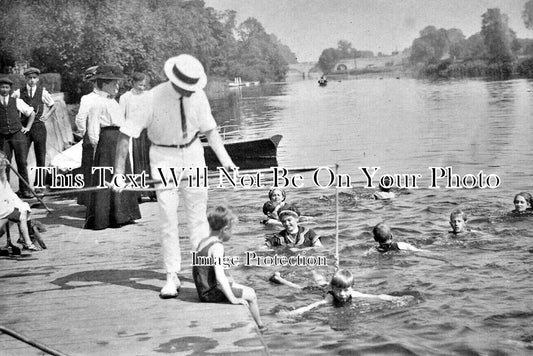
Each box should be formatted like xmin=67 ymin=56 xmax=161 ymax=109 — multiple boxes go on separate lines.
xmin=262 ymin=188 xmax=299 ymax=224
xmin=373 ymin=176 xmax=396 ymax=200
xmin=265 ymin=208 xmax=322 ymax=248
xmin=511 ymin=192 xmax=532 ymax=215
xmin=275 ymin=269 xmax=411 ymax=316
xmin=192 ymin=206 xmax=265 ymax=329
xmin=0 ymin=151 xmax=37 ymax=251
xmin=372 ymin=222 xmax=421 ymax=252
xmin=449 ymin=209 xmax=469 ymax=235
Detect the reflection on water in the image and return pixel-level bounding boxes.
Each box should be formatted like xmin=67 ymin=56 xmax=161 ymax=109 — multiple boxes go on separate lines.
xmin=207 ymin=77 xmax=533 ymax=355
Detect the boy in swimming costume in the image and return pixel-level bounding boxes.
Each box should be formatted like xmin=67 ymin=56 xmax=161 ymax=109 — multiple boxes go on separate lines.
xmin=274 ymin=269 xmax=410 ymax=316
xmin=373 ymin=176 xmax=396 ymax=200
xmin=192 ymin=206 xmax=264 ymax=329
xmin=373 ymin=222 xmax=421 ymax=252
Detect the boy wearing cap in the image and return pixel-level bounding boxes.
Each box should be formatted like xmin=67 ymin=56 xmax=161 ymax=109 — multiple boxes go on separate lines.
xmin=12 ymin=67 xmax=56 ymax=191
xmin=0 ymin=77 xmax=35 ymax=198
xmin=265 ymin=208 xmax=322 ymax=248
xmin=113 ymin=54 xmax=235 ymax=298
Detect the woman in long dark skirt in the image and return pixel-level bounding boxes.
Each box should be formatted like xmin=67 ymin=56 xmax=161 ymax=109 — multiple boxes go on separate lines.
xmin=84 ymin=65 xmax=141 ymax=230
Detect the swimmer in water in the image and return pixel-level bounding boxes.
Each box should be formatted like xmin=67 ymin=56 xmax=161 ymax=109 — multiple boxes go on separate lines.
xmin=275 ymin=269 xmax=410 ymax=316
xmin=372 ymin=222 xmax=421 ymax=252
xmin=510 ymin=192 xmax=532 ymax=215
xmin=449 ymin=209 xmax=470 ymax=235
xmin=261 ymin=188 xmax=299 ymax=224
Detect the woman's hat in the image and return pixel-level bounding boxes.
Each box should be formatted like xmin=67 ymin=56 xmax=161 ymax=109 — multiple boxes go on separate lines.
xmin=164 ymin=54 xmax=207 ymax=92
xmin=84 ymin=66 xmax=99 ymax=81
xmin=95 ymin=64 xmax=125 ymax=80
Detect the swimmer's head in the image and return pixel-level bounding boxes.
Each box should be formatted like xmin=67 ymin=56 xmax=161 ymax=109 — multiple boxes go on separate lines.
xmin=330 ymin=269 xmax=354 ymax=303
xmin=379 ymin=176 xmax=392 ymax=192
xmin=449 ymin=209 xmax=467 ymax=234
xmin=513 ymin=192 xmax=532 ymax=212
xmin=268 ymin=188 xmax=286 ymax=203
xmin=373 ymin=222 xmax=393 ymax=244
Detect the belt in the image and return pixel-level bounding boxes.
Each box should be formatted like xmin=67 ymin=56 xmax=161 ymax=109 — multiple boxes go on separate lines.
xmin=153 ymin=131 xmax=200 ymax=149
xmin=100 ymin=126 xmax=120 ymax=131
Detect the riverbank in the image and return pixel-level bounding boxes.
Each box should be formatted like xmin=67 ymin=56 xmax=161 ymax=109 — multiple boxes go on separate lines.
xmin=0 ymin=197 xmax=268 ymax=355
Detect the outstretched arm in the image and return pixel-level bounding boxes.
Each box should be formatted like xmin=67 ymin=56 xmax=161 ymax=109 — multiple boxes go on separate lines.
xmin=204 ymin=128 xmax=235 ymax=170
xmin=279 ymin=295 xmax=332 ymax=317
xmin=269 ymin=272 xmax=303 ymax=289
xmin=350 ymin=290 xmax=402 ymax=301
xmin=397 ymin=242 xmax=423 ymax=252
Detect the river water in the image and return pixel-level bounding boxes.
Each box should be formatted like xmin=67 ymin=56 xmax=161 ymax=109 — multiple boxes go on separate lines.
xmin=206 ymin=77 xmax=533 ymax=355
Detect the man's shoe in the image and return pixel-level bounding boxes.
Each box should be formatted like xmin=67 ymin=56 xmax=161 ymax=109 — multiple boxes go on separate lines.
xmin=159 ymin=272 xmax=180 ymax=299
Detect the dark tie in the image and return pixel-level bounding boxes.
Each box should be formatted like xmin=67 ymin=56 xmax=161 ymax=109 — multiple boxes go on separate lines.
xmin=180 ymin=96 xmax=187 ymax=139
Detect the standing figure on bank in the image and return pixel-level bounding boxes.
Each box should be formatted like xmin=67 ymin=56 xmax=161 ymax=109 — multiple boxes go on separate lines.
xmin=119 ymin=72 xmax=155 ymax=201
xmin=0 ymin=77 xmax=35 ymax=198
xmin=113 ymin=54 xmax=235 ymax=298
xmin=12 ymin=67 xmax=56 ymax=193
xmin=75 ymin=66 xmax=99 ymax=206
xmin=85 ymin=65 xmax=141 ymax=230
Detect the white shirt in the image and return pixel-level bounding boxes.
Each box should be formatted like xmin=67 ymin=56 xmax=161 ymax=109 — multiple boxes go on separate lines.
xmin=75 ymin=90 xmax=99 ymax=136
xmin=0 ymin=95 xmax=34 ymax=117
xmin=120 ymin=82 xmax=217 ymax=145
xmin=12 ymin=86 xmax=55 ymax=112
xmin=86 ymin=90 xmax=125 ymax=146
xmin=0 ymin=179 xmax=31 ymax=219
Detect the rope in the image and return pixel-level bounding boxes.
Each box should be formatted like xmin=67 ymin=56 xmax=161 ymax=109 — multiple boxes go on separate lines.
xmin=0 ymin=326 xmax=69 ymax=356
xmin=334 ymin=163 xmax=340 ymax=270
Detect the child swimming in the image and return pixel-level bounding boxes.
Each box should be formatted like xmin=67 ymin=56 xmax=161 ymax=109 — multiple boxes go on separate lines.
xmin=264 ymin=208 xmax=322 ymax=248
xmin=192 ymin=206 xmax=265 ymax=329
xmin=449 ymin=209 xmax=469 ymax=235
xmin=261 ymin=188 xmax=299 ymax=224
xmin=371 ymin=222 xmax=421 ymax=252
xmin=511 ymin=192 xmax=532 ymax=215
xmin=275 ymin=269 xmax=411 ymax=316
xmin=372 ymin=176 xmax=396 ymax=200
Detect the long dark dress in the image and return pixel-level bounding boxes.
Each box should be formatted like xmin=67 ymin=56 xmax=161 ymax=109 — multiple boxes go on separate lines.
xmin=85 ymin=127 xmax=141 ymax=230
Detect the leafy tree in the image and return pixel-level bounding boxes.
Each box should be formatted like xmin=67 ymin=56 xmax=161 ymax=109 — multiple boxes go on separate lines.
xmin=523 ymin=0 xmax=533 ymax=29
xmin=409 ymin=26 xmax=451 ymax=64
xmin=318 ymin=48 xmax=339 ymax=73
xmin=481 ymin=8 xmax=515 ymax=63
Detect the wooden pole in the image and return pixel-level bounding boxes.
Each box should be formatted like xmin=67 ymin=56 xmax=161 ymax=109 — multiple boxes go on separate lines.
xmin=335 ymin=163 xmax=340 ymax=270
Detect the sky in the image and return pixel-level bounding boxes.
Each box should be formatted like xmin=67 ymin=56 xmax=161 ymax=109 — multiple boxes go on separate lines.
xmin=204 ymin=0 xmax=532 ymax=62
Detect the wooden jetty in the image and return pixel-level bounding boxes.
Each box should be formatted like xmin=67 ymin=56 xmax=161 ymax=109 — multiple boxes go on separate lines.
xmin=0 ymin=199 xmax=268 ymax=355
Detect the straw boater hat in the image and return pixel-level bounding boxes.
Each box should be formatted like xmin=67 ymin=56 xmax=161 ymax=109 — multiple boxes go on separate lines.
xmin=164 ymin=54 xmax=207 ymax=91
xmin=84 ymin=66 xmax=99 ymax=81
xmin=23 ymin=67 xmax=41 ymax=76
xmin=278 ymin=209 xmax=299 ymax=220
xmin=94 ymin=64 xmax=125 ymax=80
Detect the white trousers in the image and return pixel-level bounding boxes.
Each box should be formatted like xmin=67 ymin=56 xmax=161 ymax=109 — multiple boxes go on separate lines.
xmin=150 ymin=142 xmax=209 ymax=273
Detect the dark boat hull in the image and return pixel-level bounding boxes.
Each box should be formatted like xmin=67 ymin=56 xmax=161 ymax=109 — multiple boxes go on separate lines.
xmin=203 ymin=134 xmax=282 ymax=170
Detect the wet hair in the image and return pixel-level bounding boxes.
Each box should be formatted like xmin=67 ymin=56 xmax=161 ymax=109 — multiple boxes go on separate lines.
xmin=278 ymin=206 xmax=300 ymax=221
xmin=330 ymin=269 xmax=353 ymax=289
xmin=379 ymin=176 xmax=392 ymax=192
xmin=449 ymin=209 xmax=467 ymax=222
xmin=207 ymin=206 xmax=236 ymax=231
xmin=268 ymin=188 xmax=286 ymax=201
xmin=131 ymin=72 xmax=148 ymax=83
xmin=373 ymin=222 xmax=392 ymax=243
xmin=514 ymin=192 xmax=532 ymax=207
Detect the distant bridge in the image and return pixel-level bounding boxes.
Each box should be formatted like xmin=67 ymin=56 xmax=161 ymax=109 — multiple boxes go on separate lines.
xmin=287 ymin=62 xmax=318 ymax=77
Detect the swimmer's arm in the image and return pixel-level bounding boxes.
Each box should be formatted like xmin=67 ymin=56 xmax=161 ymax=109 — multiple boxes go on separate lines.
xmin=269 ymin=272 xmax=303 ymax=289
xmin=397 ymin=242 xmax=423 ymax=252
xmin=212 ymin=244 xmax=244 ymax=305
xmin=284 ymin=295 xmax=332 ymax=316
xmin=350 ymin=290 xmax=401 ymax=301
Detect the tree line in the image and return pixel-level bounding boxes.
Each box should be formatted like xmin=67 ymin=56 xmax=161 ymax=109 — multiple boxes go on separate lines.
xmin=409 ymin=4 xmax=533 ymax=78
xmin=0 ymin=0 xmax=297 ymax=102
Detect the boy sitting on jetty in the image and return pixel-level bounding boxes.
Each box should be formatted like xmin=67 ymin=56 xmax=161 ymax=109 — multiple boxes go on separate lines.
xmin=272 ymin=269 xmax=411 ymax=316
xmin=192 ymin=206 xmax=265 ymax=329
xmin=265 ymin=208 xmax=322 ymax=248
